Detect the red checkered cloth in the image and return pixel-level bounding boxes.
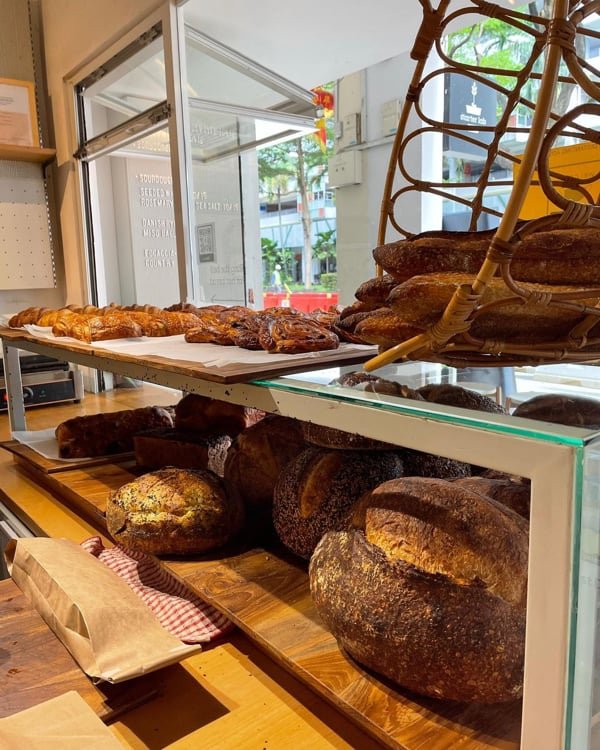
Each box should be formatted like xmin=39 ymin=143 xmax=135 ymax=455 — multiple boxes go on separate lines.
xmin=81 ymin=536 xmax=234 ymax=644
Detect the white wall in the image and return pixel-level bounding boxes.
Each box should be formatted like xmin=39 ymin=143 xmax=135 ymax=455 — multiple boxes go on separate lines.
xmin=39 ymin=0 xmax=163 ymax=306
xmin=335 ymin=50 xmax=426 ymax=305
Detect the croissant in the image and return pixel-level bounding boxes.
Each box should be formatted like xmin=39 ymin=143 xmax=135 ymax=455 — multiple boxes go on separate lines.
xmin=9 ymin=307 xmax=47 ymax=327
xmin=52 ymin=313 xmax=143 ymax=342
xmin=36 ymin=308 xmax=79 ymax=327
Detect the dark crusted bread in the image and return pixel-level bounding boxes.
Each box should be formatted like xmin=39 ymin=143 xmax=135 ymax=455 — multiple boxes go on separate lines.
xmin=223 ymin=415 xmax=306 ymax=507
xmin=453 ymin=475 xmax=531 ymax=521
xmin=387 ymin=273 xmax=600 ymax=343
xmin=106 ymin=467 xmax=243 ymax=555
xmin=418 ymin=383 xmax=507 ymax=414
xmin=302 ymin=421 xmax=395 ymax=451
xmin=55 ymin=406 xmax=174 ymax=458
xmin=513 ymin=393 xmax=600 ymax=429
xmin=273 ymin=447 xmax=403 ymax=559
xmin=354 ymin=274 xmax=400 ymax=306
xmin=373 ymin=226 xmax=600 ymax=285
xmin=175 ymin=394 xmax=265 ymax=436
xmin=134 ymin=429 xmax=231 ymax=475
xmin=353 ymin=308 xmax=424 ymax=350
xmin=400 ymin=449 xmax=471 ymax=480
xmin=309 ymin=476 xmax=528 ymax=703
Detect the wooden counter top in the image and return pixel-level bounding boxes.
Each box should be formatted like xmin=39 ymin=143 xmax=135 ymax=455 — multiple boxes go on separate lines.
xmin=0 ymin=387 xmax=381 ymax=749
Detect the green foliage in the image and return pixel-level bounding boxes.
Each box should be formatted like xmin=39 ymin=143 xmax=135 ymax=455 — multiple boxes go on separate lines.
xmin=319 ymin=272 xmax=337 ymax=291
xmin=261 ymin=237 xmax=294 ymax=287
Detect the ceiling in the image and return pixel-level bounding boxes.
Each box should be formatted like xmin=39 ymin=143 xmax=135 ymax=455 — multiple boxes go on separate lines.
xmin=181 ymin=1 xmax=424 ymax=89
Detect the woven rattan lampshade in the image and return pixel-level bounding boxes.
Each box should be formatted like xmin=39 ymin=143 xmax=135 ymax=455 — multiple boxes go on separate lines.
xmin=364 ymin=0 xmax=600 ymax=372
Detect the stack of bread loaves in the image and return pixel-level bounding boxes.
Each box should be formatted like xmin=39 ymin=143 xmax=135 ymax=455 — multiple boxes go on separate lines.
xmin=338 ymin=225 xmax=600 ymax=349
xmin=133 ymin=394 xmax=265 ymax=475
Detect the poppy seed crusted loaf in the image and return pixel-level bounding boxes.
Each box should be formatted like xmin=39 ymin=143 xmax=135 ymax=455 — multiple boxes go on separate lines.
xmin=273 ymin=446 xmax=404 ymax=559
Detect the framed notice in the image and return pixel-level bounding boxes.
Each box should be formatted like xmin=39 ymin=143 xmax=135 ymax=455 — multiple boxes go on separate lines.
xmin=0 ymin=78 xmax=38 ymax=147
xmin=196 ymin=222 xmax=216 ymax=263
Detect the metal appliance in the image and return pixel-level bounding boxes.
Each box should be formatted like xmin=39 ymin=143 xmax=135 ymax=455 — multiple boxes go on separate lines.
xmin=0 ymin=353 xmax=84 ymax=412
xmin=0 ymin=502 xmax=34 ymax=579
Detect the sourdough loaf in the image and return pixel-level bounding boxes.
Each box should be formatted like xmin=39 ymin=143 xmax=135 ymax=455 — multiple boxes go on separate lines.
xmin=134 ymin=429 xmax=231 ymax=474
xmin=309 ymin=476 xmax=528 ymax=703
xmin=353 ymin=309 xmax=425 ymax=350
xmin=106 ymin=467 xmax=244 ymax=554
xmin=453 ymin=475 xmax=530 ymax=521
xmin=175 ymin=394 xmax=265 ymax=436
xmin=354 ymin=274 xmax=400 ymax=306
xmin=373 ymin=226 xmax=600 ymax=285
xmin=418 ymin=383 xmax=507 ymax=415
xmin=513 ymin=393 xmax=600 ymax=429
xmin=223 ymin=415 xmax=306 ymax=508
xmin=388 ymin=273 xmax=600 ymax=343
xmin=55 ymin=406 xmax=174 ymax=458
xmin=273 ymin=447 xmax=404 ymax=559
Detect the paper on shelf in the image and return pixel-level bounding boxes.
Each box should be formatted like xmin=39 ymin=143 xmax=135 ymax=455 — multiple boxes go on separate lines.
xmin=20 ymin=326 xmax=376 ymax=367
xmin=0 ymin=691 xmax=123 ymax=750
xmin=10 ymin=427 xmax=79 ymax=461
xmin=6 ymin=538 xmax=201 ymax=684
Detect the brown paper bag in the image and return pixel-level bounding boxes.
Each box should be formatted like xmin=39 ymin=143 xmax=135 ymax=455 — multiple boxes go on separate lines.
xmin=0 ymin=691 xmax=124 ymax=749
xmin=6 ymin=537 xmax=201 ymax=683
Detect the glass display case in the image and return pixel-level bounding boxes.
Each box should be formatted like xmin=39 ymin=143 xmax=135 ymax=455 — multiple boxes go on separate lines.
xmin=1 ymin=329 xmax=598 ymax=750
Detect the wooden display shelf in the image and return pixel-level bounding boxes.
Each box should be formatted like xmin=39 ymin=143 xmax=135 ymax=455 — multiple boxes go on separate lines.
xmin=0 ymin=327 xmax=375 ymax=384
xmin=12 ymin=453 xmax=522 ymax=750
xmin=0 ymin=143 xmax=55 ymax=165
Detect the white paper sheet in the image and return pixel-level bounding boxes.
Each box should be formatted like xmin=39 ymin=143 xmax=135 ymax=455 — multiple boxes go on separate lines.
xmin=21 ymin=327 xmax=376 ymax=368
xmin=11 ymin=428 xmax=81 ymax=461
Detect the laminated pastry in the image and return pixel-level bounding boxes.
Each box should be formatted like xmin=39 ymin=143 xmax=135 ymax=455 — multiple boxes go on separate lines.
xmin=134 ymin=429 xmax=232 ymax=475
xmin=387 ymin=273 xmax=600 ymax=343
xmin=223 ymin=415 xmax=306 ymax=507
xmin=55 ymin=406 xmax=174 ymax=458
xmin=174 ymin=394 xmax=265 ymax=436
xmin=513 ymin=393 xmax=600 ymax=429
xmin=309 ymin=476 xmax=528 ymax=703
xmin=51 ymin=313 xmax=143 ymax=342
xmin=184 ymin=317 xmax=237 ymax=345
xmin=9 ymin=306 xmax=48 ymax=327
xmin=106 ymin=467 xmax=244 ymax=555
xmin=272 ymin=446 xmax=404 ymax=559
xmin=258 ymin=317 xmax=339 ymax=354
xmin=373 ymin=225 xmax=600 ymax=285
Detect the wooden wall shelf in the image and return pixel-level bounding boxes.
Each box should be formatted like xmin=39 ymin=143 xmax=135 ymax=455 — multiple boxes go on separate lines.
xmin=0 ymin=143 xmax=56 ymax=165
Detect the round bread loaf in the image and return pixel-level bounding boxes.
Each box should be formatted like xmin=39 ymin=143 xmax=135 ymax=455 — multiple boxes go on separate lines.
xmin=223 ymin=415 xmax=306 ymax=507
xmin=309 ymin=477 xmax=527 ymax=703
xmin=513 ymin=393 xmax=600 ymax=429
xmin=273 ymin=447 xmax=403 ymax=559
xmin=453 ymin=475 xmax=530 ymax=521
xmin=106 ymin=467 xmax=244 ymax=555
xmin=174 ymin=394 xmax=265 ymax=436
xmin=401 ymin=448 xmax=470 ymax=479
xmin=302 ymin=421 xmax=396 ymax=450
xmin=418 ymin=383 xmax=507 ymax=414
